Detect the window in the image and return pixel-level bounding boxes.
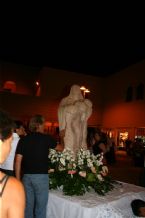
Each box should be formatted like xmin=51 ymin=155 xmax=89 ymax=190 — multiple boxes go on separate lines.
xmin=136 ymin=83 xmax=144 ymax=100
xmin=126 ymin=86 xmax=133 ymax=102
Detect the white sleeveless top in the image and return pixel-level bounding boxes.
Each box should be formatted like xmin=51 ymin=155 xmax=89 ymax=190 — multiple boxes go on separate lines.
xmin=0 ymin=133 xmax=20 ymax=170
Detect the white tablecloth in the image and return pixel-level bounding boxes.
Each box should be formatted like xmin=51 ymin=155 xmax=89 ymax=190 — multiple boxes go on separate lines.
xmin=47 ymin=182 xmax=145 ymax=218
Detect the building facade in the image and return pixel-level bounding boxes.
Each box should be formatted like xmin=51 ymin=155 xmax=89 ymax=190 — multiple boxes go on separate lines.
xmin=0 ymin=60 xmax=145 ymax=147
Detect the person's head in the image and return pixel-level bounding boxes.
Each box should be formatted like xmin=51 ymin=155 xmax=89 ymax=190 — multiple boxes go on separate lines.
xmin=131 ymin=199 xmax=145 ymax=217
xmin=14 ymin=120 xmax=26 ymax=136
xmin=29 ymin=114 xmax=45 ymax=133
xmin=94 ymin=130 xmax=102 ymax=142
xmin=0 ymin=109 xmax=14 ymax=164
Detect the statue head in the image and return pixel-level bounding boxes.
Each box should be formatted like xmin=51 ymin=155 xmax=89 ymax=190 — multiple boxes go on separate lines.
xmin=69 ymin=85 xmax=83 ymax=101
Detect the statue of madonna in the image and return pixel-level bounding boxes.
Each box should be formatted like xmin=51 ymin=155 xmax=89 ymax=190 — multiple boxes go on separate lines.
xmin=58 ymin=84 xmax=92 ymax=155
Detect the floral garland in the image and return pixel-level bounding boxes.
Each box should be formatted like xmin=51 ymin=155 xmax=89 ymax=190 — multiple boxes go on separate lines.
xmin=48 ymin=148 xmax=115 ymax=196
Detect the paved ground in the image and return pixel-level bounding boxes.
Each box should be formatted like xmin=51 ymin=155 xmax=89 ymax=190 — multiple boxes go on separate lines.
xmin=108 ymin=150 xmax=144 ymax=185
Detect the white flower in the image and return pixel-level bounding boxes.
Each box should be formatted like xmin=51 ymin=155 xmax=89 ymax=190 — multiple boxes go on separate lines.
xmin=48 ymin=147 xmax=113 ymax=196
xmin=59 ymin=166 xmax=65 ymax=171
xmin=91 ymin=166 xmax=96 ymax=174
xmin=79 ymin=171 xmax=87 ymax=177
xmin=60 ymin=158 xmax=66 ymax=166
xmin=97 ymin=174 xmax=104 ymax=181
xmin=72 ymin=163 xmax=76 ymax=169
xmin=96 ymin=160 xmax=103 ymax=166
xmin=102 ymin=166 xmax=108 ymax=173
xmin=66 ymin=156 xmax=70 ymax=160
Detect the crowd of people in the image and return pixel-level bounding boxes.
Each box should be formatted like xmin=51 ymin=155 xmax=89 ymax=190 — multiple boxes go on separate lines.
xmin=125 ymin=137 xmax=145 ymax=167
xmin=0 ymin=110 xmax=57 ymax=218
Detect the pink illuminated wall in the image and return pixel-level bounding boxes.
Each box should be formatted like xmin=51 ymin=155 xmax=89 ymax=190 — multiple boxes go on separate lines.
xmin=102 ymin=60 xmax=145 ymax=128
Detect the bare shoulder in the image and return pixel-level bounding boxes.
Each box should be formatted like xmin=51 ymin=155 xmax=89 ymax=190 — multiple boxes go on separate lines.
xmin=6 ymin=176 xmax=25 ymax=203
xmin=5 ymin=177 xmax=25 ymax=218
xmin=8 ymin=176 xmax=24 ymax=191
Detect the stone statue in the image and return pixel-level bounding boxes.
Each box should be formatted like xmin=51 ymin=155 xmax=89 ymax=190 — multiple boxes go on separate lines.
xmin=58 ymin=84 xmax=92 ymax=155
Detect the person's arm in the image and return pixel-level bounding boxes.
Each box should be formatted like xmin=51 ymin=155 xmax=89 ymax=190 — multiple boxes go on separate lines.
xmin=99 ymin=143 xmax=108 ymax=165
xmin=99 ymin=143 xmax=107 ymax=154
xmin=15 ymin=154 xmax=23 ymax=180
xmin=8 ymin=178 xmax=25 ymax=218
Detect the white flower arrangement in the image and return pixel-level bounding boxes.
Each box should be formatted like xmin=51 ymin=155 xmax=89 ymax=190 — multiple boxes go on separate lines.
xmin=49 ymin=148 xmax=76 ymax=171
xmin=48 ymin=148 xmax=114 ymax=196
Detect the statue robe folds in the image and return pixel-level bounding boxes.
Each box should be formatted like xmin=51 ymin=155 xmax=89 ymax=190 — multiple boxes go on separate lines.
xmin=58 ymin=85 xmax=92 ymax=155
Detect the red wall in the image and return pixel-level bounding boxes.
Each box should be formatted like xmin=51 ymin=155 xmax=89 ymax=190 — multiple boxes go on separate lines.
xmin=0 ymin=60 xmax=145 ymax=132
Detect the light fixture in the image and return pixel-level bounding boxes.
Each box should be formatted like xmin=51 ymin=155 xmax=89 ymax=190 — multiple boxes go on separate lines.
xmin=84 ymin=89 xmax=90 ymax=94
xmin=35 ymin=81 xmax=40 ymax=86
xmin=80 ymin=86 xmax=86 ymax=91
xmin=80 ymin=86 xmax=90 ymax=98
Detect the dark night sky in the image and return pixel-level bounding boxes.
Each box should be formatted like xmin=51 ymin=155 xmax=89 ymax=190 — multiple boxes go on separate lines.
xmin=0 ymin=4 xmax=145 ymax=77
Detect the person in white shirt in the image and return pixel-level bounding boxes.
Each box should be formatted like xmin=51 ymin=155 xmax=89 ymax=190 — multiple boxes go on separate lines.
xmin=0 ymin=120 xmax=26 ymax=176
xmin=0 ymin=132 xmax=20 ymax=175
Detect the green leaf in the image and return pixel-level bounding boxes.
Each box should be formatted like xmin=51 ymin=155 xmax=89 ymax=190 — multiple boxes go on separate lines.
xmin=86 ymin=173 xmax=96 ymax=182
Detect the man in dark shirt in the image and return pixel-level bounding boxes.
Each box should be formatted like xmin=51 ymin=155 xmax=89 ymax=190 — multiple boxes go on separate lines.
xmin=15 ymin=114 xmax=57 ymax=218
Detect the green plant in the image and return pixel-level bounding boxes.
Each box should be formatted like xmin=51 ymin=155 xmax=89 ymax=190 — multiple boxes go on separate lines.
xmin=48 ymin=148 xmax=115 ymax=196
